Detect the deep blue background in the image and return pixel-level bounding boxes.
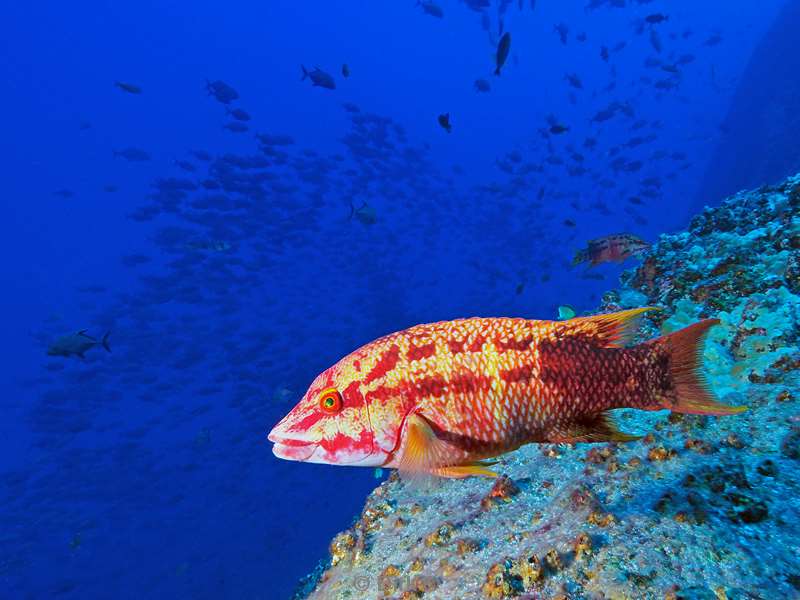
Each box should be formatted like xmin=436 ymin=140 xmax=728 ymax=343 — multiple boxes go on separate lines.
xmin=0 ymin=1 xmax=790 ymax=598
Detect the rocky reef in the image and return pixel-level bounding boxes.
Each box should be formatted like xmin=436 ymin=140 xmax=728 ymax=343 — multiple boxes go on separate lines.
xmin=294 ymin=174 xmax=800 ymax=600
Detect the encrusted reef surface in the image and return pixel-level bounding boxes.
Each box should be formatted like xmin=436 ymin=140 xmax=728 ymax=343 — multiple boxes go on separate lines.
xmin=295 ymin=175 xmax=800 ymax=600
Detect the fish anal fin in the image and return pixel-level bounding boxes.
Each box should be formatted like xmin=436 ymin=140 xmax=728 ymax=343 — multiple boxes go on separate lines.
xmin=551 ymin=411 xmax=641 ymax=444
xmin=398 ymin=413 xmax=466 ymax=482
xmin=434 ymin=464 xmax=498 ymax=479
xmin=563 ymin=307 xmax=659 ymax=348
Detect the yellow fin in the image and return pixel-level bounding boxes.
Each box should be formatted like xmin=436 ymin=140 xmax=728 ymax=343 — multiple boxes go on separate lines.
xmin=399 ymin=413 xmax=495 ymax=480
xmin=398 ymin=413 xmax=451 ymax=478
xmin=550 ymin=411 xmax=641 ymax=443
xmin=562 ymin=307 xmax=659 ymax=348
xmin=433 ymin=464 xmax=498 ymax=479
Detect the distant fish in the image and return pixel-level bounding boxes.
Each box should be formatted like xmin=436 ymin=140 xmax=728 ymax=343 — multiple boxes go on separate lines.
xmin=349 ymin=202 xmax=377 ymax=225
xmin=191 ymin=149 xmax=212 ymax=161
xmin=273 ymin=386 xmax=295 ymax=404
xmin=573 ymin=233 xmax=650 ymax=267
xmin=269 ymin=308 xmax=745 ymax=479
xmin=474 ymin=78 xmax=491 ymax=93
xmin=557 ymin=305 xmax=576 ymax=320
xmin=223 ymin=121 xmax=249 ymax=133
xmin=437 ymin=112 xmax=452 ymax=133
xmin=174 ymin=159 xmax=196 ymax=172
xmin=301 ymin=65 xmax=336 ymax=89
xmin=114 ymin=81 xmax=141 ymax=94
xmin=417 ymin=0 xmax=444 ymax=18
xmin=565 ymin=73 xmax=583 ymax=89
xmin=645 ymin=13 xmax=668 ymax=24
xmin=113 ymin=147 xmax=151 ymax=162
xmin=226 ymin=107 xmax=251 ymax=121
xmin=554 ymin=22 xmax=569 ymax=45
xmin=341 ymin=63 xmax=350 ymax=78
xmin=495 ymin=32 xmax=511 ymax=75
xmin=206 ymin=79 xmax=239 ymax=104
xmin=48 ymin=330 xmax=111 ymax=359
xmin=53 ymin=189 xmax=74 ymax=198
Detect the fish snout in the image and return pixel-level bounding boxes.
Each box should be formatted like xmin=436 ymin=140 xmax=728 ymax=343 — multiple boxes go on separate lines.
xmin=268 ymin=422 xmax=319 ymax=462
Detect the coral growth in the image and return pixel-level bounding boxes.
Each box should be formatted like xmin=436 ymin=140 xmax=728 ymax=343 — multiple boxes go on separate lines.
xmin=296 ymin=174 xmax=800 ymax=599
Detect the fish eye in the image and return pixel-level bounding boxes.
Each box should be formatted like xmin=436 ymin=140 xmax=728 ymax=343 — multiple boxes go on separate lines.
xmin=319 ymin=389 xmax=343 ymax=414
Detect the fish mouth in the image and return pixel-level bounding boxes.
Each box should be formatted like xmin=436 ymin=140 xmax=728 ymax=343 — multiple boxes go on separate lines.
xmin=268 ymin=428 xmax=318 ymax=462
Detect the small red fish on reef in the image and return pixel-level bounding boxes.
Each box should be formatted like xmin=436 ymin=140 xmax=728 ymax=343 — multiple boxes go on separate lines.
xmin=573 ymin=233 xmax=650 ymax=267
xmin=268 ymin=308 xmax=744 ymax=479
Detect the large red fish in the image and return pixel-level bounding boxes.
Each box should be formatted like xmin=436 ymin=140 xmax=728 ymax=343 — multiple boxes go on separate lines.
xmin=268 ymin=308 xmax=744 ymax=478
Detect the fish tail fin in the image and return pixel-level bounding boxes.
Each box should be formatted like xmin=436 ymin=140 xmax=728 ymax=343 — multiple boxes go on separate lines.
xmin=102 ymin=331 xmax=111 ymax=353
xmin=494 ymin=66 xmax=501 ymax=76
xmin=348 ymin=201 xmax=355 ymax=220
xmin=652 ymin=319 xmax=746 ymax=416
xmin=572 ymin=248 xmax=588 ymax=266
xmin=301 ymin=65 xmax=309 ymax=80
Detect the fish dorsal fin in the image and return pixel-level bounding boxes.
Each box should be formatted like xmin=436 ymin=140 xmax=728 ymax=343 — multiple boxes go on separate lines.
xmin=558 ymin=307 xmax=658 ymax=348
xmin=549 ymin=410 xmax=640 ymax=444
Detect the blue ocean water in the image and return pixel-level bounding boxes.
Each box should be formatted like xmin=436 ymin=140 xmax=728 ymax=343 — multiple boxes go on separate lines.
xmin=1 ymin=1 xmax=795 ymax=598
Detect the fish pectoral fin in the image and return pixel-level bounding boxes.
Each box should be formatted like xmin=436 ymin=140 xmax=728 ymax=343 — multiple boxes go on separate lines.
xmin=551 ymin=411 xmax=641 ymax=443
xmin=562 ymin=307 xmax=659 ymax=347
xmin=398 ymin=413 xmax=462 ymax=480
xmin=433 ymin=464 xmax=498 ymax=479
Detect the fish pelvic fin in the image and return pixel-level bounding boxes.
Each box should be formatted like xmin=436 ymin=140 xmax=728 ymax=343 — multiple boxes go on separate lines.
xmin=550 ymin=411 xmax=641 ymax=444
xmin=654 ymin=319 xmax=747 ymax=416
xmin=560 ymin=307 xmax=659 ymax=348
xmin=398 ymin=413 xmax=479 ymax=482
xmin=300 ymin=65 xmax=309 ymax=80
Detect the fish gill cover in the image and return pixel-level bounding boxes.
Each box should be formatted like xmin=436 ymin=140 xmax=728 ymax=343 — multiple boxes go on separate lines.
xmin=0 ymin=1 xmax=797 ymax=599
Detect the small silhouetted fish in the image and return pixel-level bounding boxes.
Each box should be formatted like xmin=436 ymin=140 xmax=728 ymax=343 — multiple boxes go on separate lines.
xmin=174 ymin=159 xmax=196 ymax=172
xmin=342 ymin=63 xmax=350 ymax=78
xmin=576 ymin=32 xmax=587 ymax=42
xmin=437 ymin=113 xmax=452 ymax=133
xmin=226 ymin=107 xmax=251 ymax=121
xmin=342 ymin=102 xmax=360 ymax=113
xmin=649 ymin=29 xmax=662 ymax=52
xmin=114 ymin=147 xmax=150 ymax=161
xmin=115 ymin=81 xmax=141 ymax=94
xmin=349 ymin=202 xmax=377 ymax=225
xmin=417 ymin=0 xmax=444 ymax=18
xmin=645 ymin=13 xmax=668 ymax=24
xmin=549 ymin=123 xmax=569 ymax=135
xmin=474 ymin=78 xmax=491 ymax=92
xmin=704 ymin=33 xmax=722 ymax=46
xmin=224 ymin=122 xmax=248 ymax=133
xmin=554 ymin=23 xmax=568 ymax=45
xmin=600 ymin=46 xmax=609 ymax=62
xmin=48 ymin=330 xmax=111 ymax=359
xmin=191 ymin=149 xmax=212 ymax=161
xmin=301 ymin=65 xmax=336 ymax=89
xmin=565 ymin=73 xmax=582 ymax=89
xmin=495 ymin=32 xmax=511 ymax=75
xmin=516 ymin=282 xmax=525 ymax=295
xmin=104 ymin=185 xmax=118 ymax=193
xmin=563 ymin=219 xmax=576 ymax=227
xmin=206 ymin=79 xmax=239 ymax=104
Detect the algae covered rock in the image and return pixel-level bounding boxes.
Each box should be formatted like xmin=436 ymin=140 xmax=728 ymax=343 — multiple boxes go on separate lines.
xmin=295 ymin=175 xmax=800 ymax=600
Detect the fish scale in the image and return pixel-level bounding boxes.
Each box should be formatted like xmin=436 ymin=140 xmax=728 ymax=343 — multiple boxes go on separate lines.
xmin=269 ymin=308 xmax=746 ymax=478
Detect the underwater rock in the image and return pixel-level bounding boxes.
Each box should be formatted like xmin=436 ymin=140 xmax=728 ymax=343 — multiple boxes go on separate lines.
xmin=296 ymin=173 xmax=800 ymax=600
